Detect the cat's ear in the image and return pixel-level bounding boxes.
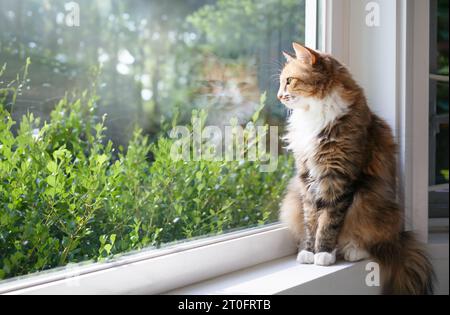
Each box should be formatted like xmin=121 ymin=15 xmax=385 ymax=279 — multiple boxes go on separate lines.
xmin=282 ymin=51 xmax=295 ymax=62
xmin=292 ymin=42 xmax=318 ymax=65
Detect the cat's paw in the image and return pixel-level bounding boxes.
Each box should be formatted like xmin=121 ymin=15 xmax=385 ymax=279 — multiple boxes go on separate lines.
xmin=297 ymin=250 xmax=315 ymax=264
xmin=314 ymin=250 xmax=336 ymax=266
xmin=343 ymin=246 xmax=370 ymax=262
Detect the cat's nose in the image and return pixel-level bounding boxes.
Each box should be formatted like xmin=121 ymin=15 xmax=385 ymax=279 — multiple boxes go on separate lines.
xmin=277 ymin=93 xmax=283 ymax=100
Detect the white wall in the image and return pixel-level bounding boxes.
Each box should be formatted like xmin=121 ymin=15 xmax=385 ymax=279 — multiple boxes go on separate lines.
xmin=347 ymin=0 xmax=398 ymax=131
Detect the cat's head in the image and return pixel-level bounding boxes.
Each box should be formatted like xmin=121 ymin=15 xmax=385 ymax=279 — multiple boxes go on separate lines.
xmin=278 ymin=42 xmax=339 ymax=109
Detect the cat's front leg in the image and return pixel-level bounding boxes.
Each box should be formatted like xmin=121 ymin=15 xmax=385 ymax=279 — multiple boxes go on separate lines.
xmin=311 ymin=169 xmax=355 ymax=266
xmin=297 ymin=199 xmax=316 ymax=264
xmin=314 ymin=206 xmax=349 ymax=266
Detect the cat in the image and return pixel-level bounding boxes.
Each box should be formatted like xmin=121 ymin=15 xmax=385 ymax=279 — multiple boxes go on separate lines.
xmin=196 ymin=56 xmax=259 ymax=128
xmin=278 ymin=42 xmax=435 ymax=295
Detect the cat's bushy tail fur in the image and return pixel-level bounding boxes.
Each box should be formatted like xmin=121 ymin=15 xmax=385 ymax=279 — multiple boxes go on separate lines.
xmin=369 ymin=231 xmax=435 ymax=295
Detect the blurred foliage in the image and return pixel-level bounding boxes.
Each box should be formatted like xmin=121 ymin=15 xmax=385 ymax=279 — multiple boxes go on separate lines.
xmin=0 ymin=0 xmax=305 ymax=146
xmin=188 ymin=0 xmax=305 ymax=58
xmin=441 ymin=169 xmax=449 ymax=181
xmin=0 ymin=66 xmax=294 ymax=280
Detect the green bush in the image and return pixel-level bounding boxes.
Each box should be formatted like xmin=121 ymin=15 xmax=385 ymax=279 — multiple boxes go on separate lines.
xmin=0 ymin=64 xmax=293 ymax=280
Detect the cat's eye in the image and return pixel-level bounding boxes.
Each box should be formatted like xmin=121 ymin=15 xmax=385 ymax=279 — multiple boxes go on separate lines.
xmin=286 ymin=77 xmax=293 ymax=85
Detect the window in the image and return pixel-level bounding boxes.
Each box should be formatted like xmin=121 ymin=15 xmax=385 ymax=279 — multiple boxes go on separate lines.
xmin=0 ymin=0 xmax=447 ymax=296
xmin=0 ymin=0 xmax=311 ymax=282
xmin=429 ymin=0 xmax=449 ymax=219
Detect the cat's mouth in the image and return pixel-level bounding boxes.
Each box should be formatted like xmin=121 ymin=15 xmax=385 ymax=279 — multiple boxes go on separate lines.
xmin=280 ymin=95 xmax=298 ymax=109
xmin=280 ymin=95 xmax=312 ymax=111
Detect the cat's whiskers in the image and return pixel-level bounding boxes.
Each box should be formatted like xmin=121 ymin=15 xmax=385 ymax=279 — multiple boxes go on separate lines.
xmin=270 ymin=73 xmax=282 ymax=84
xmin=262 ymin=58 xmax=285 ymax=83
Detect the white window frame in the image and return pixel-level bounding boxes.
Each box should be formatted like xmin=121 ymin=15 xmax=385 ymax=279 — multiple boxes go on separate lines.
xmin=394 ymin=0 xmax=430 ymax=242
xmin=0 ymin=0 xmax=440 ymax=295
xmin=305 ymin=0 xmax=319 ymax=48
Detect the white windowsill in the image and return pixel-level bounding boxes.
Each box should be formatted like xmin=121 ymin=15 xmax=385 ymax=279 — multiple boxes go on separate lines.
xmin=168 ymin=258 xmax=380 ymax=295
xmin=168 ymin=232 xmax=449 ymax=295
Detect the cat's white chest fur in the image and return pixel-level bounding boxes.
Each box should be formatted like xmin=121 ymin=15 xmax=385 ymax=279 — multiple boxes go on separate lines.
xmin=284 ymin=90 xmax=349 ymax=160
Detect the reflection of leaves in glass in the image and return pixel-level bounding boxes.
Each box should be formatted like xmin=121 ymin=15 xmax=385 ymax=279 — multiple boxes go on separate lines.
xmin=441 ymin=169 xmax=449 ymax=181
xmin=437 ymin=56 xmax=449 ymax=75
xmin=188 ymin=0 xmax=305 ymax=57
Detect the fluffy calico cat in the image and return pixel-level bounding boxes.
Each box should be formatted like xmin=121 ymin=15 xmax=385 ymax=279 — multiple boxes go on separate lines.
xmin=278 ymin=42 xmax=435 ymax=295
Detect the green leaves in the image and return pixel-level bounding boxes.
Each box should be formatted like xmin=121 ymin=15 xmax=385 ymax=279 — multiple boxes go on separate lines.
xmin=252 ymin=92 xmax=267 ymax=123
xmin=46 ymin=175 xmax=57 ymax=187
xmin=441 ymin=169 xmax=449 ymax=181
xmin=99 ymin=234 xmax=116 ymax=257
xmin=0 ymin=71 xmax=293 ymax=281
xmin=46 ymin=161 xmax=58 ymax=174
xmin=96 ymin=154 xmax=108 ymax=166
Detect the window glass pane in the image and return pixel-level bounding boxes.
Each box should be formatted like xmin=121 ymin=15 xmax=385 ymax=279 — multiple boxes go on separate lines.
xmin=436 ymin=123 xmax=449 ymax=185
xmin=436 ymin=81 xmax=449 ymax=115
xmin=429 ymin=0 xmax=449 ymax=219
xmin=0 ymin=1 xmax=307 ymax=280
xmin=437 ymin=0 xmax=449 ymax=75
xmin=429 ymin=121 xmax=449 ymax=218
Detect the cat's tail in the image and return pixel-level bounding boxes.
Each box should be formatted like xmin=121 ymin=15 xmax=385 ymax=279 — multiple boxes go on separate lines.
xmin=369 ymin=231 xmax=435 ymax=295
xmin=279 ymin=176 xmax=305 ymax=243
